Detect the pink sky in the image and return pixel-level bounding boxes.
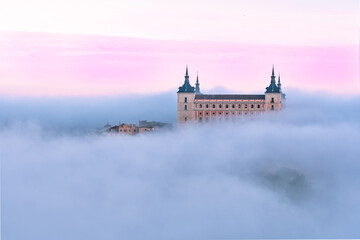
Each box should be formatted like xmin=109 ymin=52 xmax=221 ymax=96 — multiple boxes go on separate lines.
xmin=0 ymin=0 xmax=359 ymax=95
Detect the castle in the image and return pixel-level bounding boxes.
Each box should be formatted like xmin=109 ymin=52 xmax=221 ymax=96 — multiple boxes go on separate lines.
xmin=177 ymin=66 xmax=286 ymax=123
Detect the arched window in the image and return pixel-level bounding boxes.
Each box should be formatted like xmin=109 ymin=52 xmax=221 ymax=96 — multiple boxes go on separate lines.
xmin=219 ymin=104 xmax=222 ymax=108
xmin=184 ymin=105 xmax=187 ymax=110
xmin=232 ymin=104 xmax=235 ymax=108
xmin=257 ymin=104 xmax=260 ymax=109
xmin=212 ymin=104 xmax=215 ymax=108
xmin=199 ymin=112 xmax=202 ymax=115
xmin=185 ymin=97 xmax=187 ymax=103
xmin=251 ymin=104 xmax=254 ymax=108
xmin=245 ymin=104 xmax=248 ymax=108
xmin=199 ymin=104 xmax=202 ymax=108
xmin=226 ymin=104 xmax=228 ymax=108
xmin=238 ymin=104 xmax=241 ymax=108
xmin=271 ymin=105 xmax=274 ymax=110
xmin=206 ymin=104 xmax=209 ymax=108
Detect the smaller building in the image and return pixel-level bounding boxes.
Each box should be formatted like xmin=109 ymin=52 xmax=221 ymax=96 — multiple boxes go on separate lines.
xmin=107 ymin=123 xmax=138 ymax=135
xmin=102 ymin=121 xmax=172 ymax=135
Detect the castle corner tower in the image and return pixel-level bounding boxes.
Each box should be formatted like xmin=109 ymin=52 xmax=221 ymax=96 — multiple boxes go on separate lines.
xmin=264 ymin=65 xmax=283 ymax=111
xmin=177 ymin=66 xmax=196 ymax=123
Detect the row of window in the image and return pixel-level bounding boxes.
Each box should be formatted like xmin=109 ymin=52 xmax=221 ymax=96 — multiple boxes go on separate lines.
xmin=185 ymin=97 xmax=275 ymax=104
xmin=198 ymin=111 xmax=263 ymax=116
xmin=119 ymin=129 xmax=137 ymax=132
xmin=185 ymin=104 xmax=274 ymax=111
xmin=197 ymin=103 xmax=262 ymax=109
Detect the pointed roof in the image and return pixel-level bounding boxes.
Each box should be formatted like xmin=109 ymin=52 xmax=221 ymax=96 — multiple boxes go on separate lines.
xmin=178 ymin=65 xmax=195 ymax=93
xmin=277 ymin=74 xmax=281 ymax=86
xmin=266 ymin=66 xmax=281 ymax=93
xmin=195 ymin=71 xmax=201 ymax=94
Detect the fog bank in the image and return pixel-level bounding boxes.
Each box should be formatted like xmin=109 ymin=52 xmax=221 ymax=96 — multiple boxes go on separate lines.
xmin=1 ymin=90 xmax=360 ymax=239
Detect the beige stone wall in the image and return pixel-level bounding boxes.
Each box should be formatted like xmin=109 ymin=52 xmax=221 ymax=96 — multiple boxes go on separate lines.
xmin=139 ymin=127 xmax=154 ymax=133
xmin=264 ymin=93 xmax=282 ymax=111
xmin=193 ymin=100 xmax=265 ymax=122
xmin=177 ymin=93 xmax=285 ymax=123
xmin=177 ymin=92 xmax=196 ymax=123
xmin=118 ymin=124 xmax=138 ymax=135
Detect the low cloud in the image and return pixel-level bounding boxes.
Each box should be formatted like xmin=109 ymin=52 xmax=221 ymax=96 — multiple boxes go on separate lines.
xmin=1 ymin=90 xmax=360 ymax=239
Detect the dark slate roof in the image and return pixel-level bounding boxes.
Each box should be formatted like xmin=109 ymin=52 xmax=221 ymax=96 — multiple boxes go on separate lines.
xmin=265 ymin=79 xmax=281 ymax=93
xmin=195 ymin=94 xmax=265 ymax=100
xmin=178 ymin=82 xmax=195 ymax=93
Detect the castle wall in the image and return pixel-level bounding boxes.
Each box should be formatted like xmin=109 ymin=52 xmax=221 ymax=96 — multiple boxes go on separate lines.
xmin=193 ymin=99 xmax=265 ymax=122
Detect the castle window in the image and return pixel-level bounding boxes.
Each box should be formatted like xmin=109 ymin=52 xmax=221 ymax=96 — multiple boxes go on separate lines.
xmin=271 ymin=97 xmax=274 ymax=103
xmin=206 ymin=104 xmax=209 ymax=108
xmin=199 ymin=112 xmax=202 ymax=115
xmin=184 ymin=105 xmax=187 ymax=110
xmin=199 ymin=104 xmax=202 ymax=108
xmin=206 ymin=112 xmax=209 ymax=115
xmin=219 ymin=112 xmax=222 ymax=115
xmin=232 ymin=104 xmax=235 ymax=108
xmin=185 ymin=97 xmax=187 ymax=103
xmin=212 ymin=104 xmax=215 ymax=108
xmin=251 ymin=104 xmax=254 ymax=109
xmin=226 ymin=104 xmax=228 ymax=108
xmin=258 ymin=104 xmax=260 ymax=109
xmin=226 ymin=112 xmax=229 ymax=116
xmin=271 ymin=105 xmax=274 ymax=110
xmin=134 ymin=129 xmax=136 ymax=132
xmin=185 ymin=117 xmax=187 ymax=121
xmin=245 ymin=104 xmax=248 ymax=108
xmin=213 ymin=112 xmax=215 ymax=115
xmin=232 ymin=112 xmax=235 ymax=115
xmin=238 ymin=104 xmax=241 ymax=108
xmin=219 ymin=104 xmax=222 ymax=108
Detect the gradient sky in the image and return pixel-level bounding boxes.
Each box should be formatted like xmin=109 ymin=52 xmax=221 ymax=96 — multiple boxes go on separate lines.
xmin=0 ymin=0 xmax=359 ymax=95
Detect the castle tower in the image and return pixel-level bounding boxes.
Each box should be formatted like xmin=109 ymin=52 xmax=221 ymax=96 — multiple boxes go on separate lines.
xmin=264 ymin=65 xmax=282 ymax=111
xmin=177 ymin=65 xmax=196 ymax=123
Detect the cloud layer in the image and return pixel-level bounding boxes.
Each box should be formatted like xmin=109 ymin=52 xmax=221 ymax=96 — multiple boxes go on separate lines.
xmin=1 ymin=90 xmax=360 ymax=239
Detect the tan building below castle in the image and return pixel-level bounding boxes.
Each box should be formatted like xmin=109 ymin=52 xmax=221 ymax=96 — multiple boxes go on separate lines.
xmin=177 ymin=66 xmax=286 ymax=123
xmin=104 ymin=121 xmax=172 ymax=135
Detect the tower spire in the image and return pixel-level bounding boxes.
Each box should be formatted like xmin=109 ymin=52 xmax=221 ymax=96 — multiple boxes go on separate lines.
xmin=277 ymin=73 xmax=281 ymax=89
xmin=195 ymin=71 xmax=201 ymax=94
xmin=186 ymin=64 xmax=189 ymax=76
xmin=270 ymin=65 xmax=276 ymax=84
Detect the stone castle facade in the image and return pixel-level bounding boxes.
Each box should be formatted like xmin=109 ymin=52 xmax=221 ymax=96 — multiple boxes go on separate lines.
xmin=177 ymin=66 xmax=286 ymax=123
